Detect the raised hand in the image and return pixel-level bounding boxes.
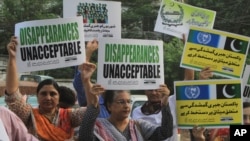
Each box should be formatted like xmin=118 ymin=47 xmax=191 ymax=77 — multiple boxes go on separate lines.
xmin=90 ymin=84 xmax=105 ymax=96
xmin=158 ymin=84 xmax=170 ymax=105
xmin=85 ymin=39 xmax=98 ymax=62
xmin=78 ymin=62 xmax=99 ymax=107
xmin=7 ymin=36 xmax=18 ymax=58
xmin=199 ymin=67 xmax=213 ymax=80
xmin=157 ymin=84 xmax=170 ymax=96
xmin=87 ymin=84 xmax=104 ymax=107
xmin=78 ymin=62 xmax=96 ymax=82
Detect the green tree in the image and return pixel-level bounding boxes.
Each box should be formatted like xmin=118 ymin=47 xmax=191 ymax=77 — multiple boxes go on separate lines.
xmin=120 ymin=0 xmax=160 ymax=39
xmin=0 ymin=0 xmax=76 ymax=79
xmin=0 ymin=0 xmax=62 ymax=54
xmin=164 ymin=37 xmax=186 ymax=93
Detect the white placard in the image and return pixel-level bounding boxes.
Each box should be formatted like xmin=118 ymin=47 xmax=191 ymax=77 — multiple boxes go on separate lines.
xmin=154 ymin=0 xmax=216 ymax=39
xmin=63 ymin=0 xmax=121 ymax=41
xmin=14 ymin=16 xmax=85 ymax=73
xmin=97 ymin=38 xmax=164 ymax=90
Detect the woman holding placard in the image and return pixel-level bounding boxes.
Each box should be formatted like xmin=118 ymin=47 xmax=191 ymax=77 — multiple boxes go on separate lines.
xmin=4 ymin=36 xmax=89 ymax=141
xmin=77 ymin=61 xmax=173 ymax=141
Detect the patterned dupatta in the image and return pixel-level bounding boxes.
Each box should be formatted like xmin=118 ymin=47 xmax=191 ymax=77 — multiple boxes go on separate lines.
xmin=94 ymin=118 xmax=145 ymax=141
xmin=32 ymin=108 xmax=74 ymax=141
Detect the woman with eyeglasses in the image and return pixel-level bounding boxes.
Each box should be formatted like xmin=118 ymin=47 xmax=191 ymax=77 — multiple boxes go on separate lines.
xmin=78 ymin=62 xmax=173 ymax=141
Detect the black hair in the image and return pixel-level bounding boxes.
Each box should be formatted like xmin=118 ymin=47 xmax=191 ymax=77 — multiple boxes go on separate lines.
xmin=243 ymin=102 xmax=250 ymax=109
xmin=103 ymin=90 xmax=130 ymax=114
xmin=36 ymin=79 xmax=59 ymax=94
xmin=58 ymin=86 xmax=76 ymax=108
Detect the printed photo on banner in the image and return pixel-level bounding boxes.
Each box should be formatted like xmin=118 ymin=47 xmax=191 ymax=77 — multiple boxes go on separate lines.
xmin=14 ymin=16 xmax=85 ymax=73
xmin=97 ymin=38 xmax=164 ymax=90
xmin=243 ymin=65 xmax=250 ymax=102
xmin=180 ymin=26 xmax=250 ymax=79
xmin=63 ymin=0 xmax=121 ymax=41
xmin=154 ymin=0 xmax=216 ymax=39
xmin=174 ymin=79 xmax=243 ymax=129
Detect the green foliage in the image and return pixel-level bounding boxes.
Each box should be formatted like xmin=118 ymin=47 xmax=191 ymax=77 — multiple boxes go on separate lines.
xmin=164 ymin=37 xmax=185 ymax=94
xmin=0 ymin=0 xmax=64 ymax=78
xmin=0 ymin=0 xmax=61 ymax=54
xmin=121 ymin=1 xmax=159 ymax=39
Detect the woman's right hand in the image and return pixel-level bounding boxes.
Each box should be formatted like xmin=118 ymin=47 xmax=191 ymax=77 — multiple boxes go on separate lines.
xmin=7 ymin=36 xmax=18 ymax=58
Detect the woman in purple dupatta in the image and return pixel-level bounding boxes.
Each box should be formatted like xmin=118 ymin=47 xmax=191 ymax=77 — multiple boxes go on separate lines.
xmin=78 ymin=62 xmax=173 ymax=141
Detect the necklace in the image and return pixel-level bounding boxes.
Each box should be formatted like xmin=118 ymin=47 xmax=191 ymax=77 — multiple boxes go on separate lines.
xmin=39 ymin=108 xmax=58 ymax=123
xmin=44 ymin=112 xmax=56 ymax=119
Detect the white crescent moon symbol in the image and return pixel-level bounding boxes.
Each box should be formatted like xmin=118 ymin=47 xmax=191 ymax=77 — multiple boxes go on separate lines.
xmin=223 ymin=85 xmax=235 ymax=98
xmin=230 ymin=39 xmax=241 ymax=52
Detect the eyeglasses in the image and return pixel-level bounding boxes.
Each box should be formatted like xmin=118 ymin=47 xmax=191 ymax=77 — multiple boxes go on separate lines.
xmin=114 ymin=99 xmax=133 ymax=105
xmin=243 ymin=114 xmax=250 ymax=120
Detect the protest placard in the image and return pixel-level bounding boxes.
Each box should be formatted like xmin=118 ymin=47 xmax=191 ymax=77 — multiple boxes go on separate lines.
xmin=63 ymin=0 xmax=121 ymax=41
xmin=15 ymin=16 xmax=85 ymax=73
xmin=175 ymin=79 xmax=243 ymax=129
xmin=97 ymin=38 xmax=164 ymax=90
xmin=180 ymin=26 xmax=250 ymax=78
xmin=154 ymin=0 xmax=216 ymax=39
